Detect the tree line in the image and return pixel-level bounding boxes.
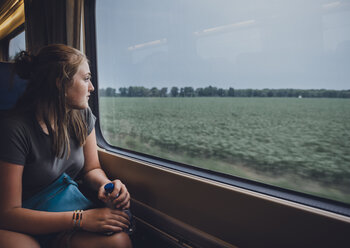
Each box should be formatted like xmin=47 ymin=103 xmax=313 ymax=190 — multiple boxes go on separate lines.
xmin=99 ymin=86 xmax=350 ymax=98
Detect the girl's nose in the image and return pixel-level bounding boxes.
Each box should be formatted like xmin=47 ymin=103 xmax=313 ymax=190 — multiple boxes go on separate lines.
xmin=88 ymin=81 xmax=94 ymax=92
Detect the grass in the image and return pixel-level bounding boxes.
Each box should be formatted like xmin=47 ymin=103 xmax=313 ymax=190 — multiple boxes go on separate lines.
xmin=99 ymin=97 xmax=350 ymax=204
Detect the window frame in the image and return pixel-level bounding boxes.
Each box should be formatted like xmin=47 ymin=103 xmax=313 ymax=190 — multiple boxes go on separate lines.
xmin=84 ymin=0 xmax=350 ymax=217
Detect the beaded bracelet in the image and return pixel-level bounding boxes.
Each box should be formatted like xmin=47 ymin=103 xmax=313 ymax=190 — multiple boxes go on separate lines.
xmin=72 ymin=210 xmax=83 ymax=229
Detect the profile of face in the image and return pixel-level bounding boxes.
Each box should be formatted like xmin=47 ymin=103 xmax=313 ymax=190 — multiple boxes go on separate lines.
xmin=65 ymin=60 xmax=94 ymax=109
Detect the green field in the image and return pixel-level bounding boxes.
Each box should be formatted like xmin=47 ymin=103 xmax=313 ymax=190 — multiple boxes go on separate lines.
xmin=99 ymin=97 xmax=350 ymax=203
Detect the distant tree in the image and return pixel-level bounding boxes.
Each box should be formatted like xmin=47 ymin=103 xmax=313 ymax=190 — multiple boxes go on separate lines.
xmin=267 ymin=90 xmax=273 ymax=97
xmin=160 ymin=87 xmax=168 ymax=97
xmin=227 ymin=87 xmax=235 ymax=97
xmin=119 ymin=87 xmax=128 ymax=97
xmin=138 ymin=87 xmax=148 ymax=97
xmin=100 ymin=86 xmax=349 ymax=98
xmin=196 ymin=87 xmax=204 ymax=97
xmin=184 ymin=87 xmax=195 ymax=97
xmin=339 ymin=90 xmax=350 ymax=98
xmin=288 ymin=89 xmax=295 ymax=97
xmin=260 ymin=89 xmax=268 ymax=97
xmin=252 ymin=89 xmax=260 ymax=97
xmin=170 ymin=87 xmax=179 ymax=97
xmin=141 ymin=87 xmax=150 ymax=97
xmin=179 ymin=88 xmax=185 ymax=97
xmin=99 ymin=88 xmax=106 ymax=97
xmin=203 ymin=86 xmax=217 ymax=96
xmin=127 ymin=86 xmax=145 ymax=97
xmin=217 ymin=88 xmax=226 ymax=97
xmin=150 ymin=87 xmax=160 ymax=97
xmin=326 ymin=90 xmax=337 ymax=98
xmin=106 ymin=87 xmax=116 ymax=97
xmin=127 ymin=86 xmax=134 ymax=97
xmin=246 ymin=89 xmax=253 ymax=97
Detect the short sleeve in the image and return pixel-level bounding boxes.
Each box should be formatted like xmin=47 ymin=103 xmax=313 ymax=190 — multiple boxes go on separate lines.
xmin=0 ymin=118 xmax=29 ymax=165
xmin=83 ymin=107 xmax=96 ymax=135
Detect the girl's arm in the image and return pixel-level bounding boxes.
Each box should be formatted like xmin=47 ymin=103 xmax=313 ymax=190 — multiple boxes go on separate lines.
xmin=82 ymin=128 xmax=130 ymax=209
xmin=0 ymin=161 xmax=73 ymax=234
xmin=0 ymin=160 xmax=130 ymax=234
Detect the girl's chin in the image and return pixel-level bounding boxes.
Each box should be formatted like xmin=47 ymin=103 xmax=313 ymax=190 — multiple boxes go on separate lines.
xmin=67 ymin=103 xmax=89 ymax=110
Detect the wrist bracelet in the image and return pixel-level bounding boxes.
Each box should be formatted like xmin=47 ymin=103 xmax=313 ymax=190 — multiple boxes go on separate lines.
xmin=72 ymin=210 xmax=83 ymax=229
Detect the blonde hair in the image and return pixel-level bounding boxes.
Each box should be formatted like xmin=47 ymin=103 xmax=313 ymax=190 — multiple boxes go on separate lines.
xmin=14 ymin=44 xmax=89 ymax=158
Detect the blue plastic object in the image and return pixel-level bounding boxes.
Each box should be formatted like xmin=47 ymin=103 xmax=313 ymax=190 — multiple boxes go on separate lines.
xmin=103 ymin=182 xmax=135 ymax=234
xmin=104 ymin=182 xmax=114 ymax=194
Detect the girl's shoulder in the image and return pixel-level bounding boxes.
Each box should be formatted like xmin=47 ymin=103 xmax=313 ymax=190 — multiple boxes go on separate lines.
xmin=0 ymin=111 xmax=37 ymax=140
xmin=0 ymin=114 xmax=33 ymax=136
xmin=80 ymin=107 xmax=96 ymax=134
xmin=0 ymin=112 xmax=34 ymax=165
xmin=0 ymin=113 xmax=28 ymax=130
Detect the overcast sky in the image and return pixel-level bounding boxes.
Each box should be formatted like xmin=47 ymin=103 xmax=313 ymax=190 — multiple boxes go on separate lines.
xmin=94 ymin=0 xmax=350 ymax=90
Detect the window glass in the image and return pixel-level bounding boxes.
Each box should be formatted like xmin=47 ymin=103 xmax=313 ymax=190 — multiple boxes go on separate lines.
xmin=96 ymin=0 xmax=350 ymax=204
xmin=9 ymin=31 xmax=26 ymax=60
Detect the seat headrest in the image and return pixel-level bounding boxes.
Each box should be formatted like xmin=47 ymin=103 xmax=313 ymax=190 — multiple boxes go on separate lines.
xmin=0 ymin=62 xmax=28 ymax=110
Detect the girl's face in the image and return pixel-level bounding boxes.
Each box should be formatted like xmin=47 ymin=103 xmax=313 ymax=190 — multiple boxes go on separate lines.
xmin=65 ymin=60 xmax=94 ymax=109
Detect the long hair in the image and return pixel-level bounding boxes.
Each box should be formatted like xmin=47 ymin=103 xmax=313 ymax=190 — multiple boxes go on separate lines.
xmin=13 ymin=44 xmax=88 ymax=158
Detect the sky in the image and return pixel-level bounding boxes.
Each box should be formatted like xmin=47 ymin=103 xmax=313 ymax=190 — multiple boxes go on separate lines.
xmin=97 ymin=0 xmax=348 ymax=90
xmin=7 ymin=1 xmax=349 ymax=91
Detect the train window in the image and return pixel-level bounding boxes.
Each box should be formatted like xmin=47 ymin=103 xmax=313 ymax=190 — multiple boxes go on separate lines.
xmin=9 ymin=30 xmax=25 ymax=60
xmin=95 ymin=0 xmax=350 ymax=204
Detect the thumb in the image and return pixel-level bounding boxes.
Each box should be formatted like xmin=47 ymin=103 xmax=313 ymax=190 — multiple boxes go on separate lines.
xmin=97 ymin=187 xmax=109 ymax=202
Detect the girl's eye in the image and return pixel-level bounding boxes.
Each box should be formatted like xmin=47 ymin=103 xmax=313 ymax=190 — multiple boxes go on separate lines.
xmin=85 ymin=76 xmax=91 ymax=81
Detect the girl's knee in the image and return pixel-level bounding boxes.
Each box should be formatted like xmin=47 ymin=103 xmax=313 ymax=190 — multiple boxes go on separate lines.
xmin=70 ymin=231 xmax=132 ymax=248
xmin=0 ymin=229 xmax=40 ymax=248
xmin=107 ymin=232 xmax=132 ymax=248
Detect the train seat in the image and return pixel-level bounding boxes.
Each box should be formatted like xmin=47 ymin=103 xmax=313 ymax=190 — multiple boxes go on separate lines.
xmin=0 ymin=62 xmax=27 ymax=117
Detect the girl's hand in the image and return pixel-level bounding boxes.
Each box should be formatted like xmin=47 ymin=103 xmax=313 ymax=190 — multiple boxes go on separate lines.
xmin=81 ymin=208 xmax=130 ymax=233
xmin=97 ymin=180 xmax=131 ymax=210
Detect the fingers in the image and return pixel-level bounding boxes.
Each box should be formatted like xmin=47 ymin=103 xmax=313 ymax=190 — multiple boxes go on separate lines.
xmin=97 ymin=187 xmax=109 ymax=203
xmin=108 ymin=180 xmax=131 ymax=209
xmin=113 ymin=190 xmax=130 ymax=209
xmin=110 ymin=180 xmax=123 ymax=199
xmin=99 ymin=180 xmax=131 ymax=210
xmin=110 ymin=209 xmax=130 ymax=224
xmin=102 ymin=225 xmax=123 ymax=233
xmin=97 ymin=180 xmax=122 ymax=203
xmin=83 ymin=208 xmax=130 ymax=233
xmin=104 ymin=209 xmax=130 ymax=232
xmin=106 ymin=217 xmax=129 ymax=230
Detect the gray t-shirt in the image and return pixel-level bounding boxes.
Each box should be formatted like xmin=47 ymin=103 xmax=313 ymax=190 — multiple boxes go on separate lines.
xmin=0 ymin=108 xmax=96 ymax=200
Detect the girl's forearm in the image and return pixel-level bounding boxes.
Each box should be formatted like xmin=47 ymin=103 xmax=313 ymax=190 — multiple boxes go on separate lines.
xmin=83 ymin=168 xmax=111 ymax=191
xmin=0 ymin=207 xmax=73 ymax=235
